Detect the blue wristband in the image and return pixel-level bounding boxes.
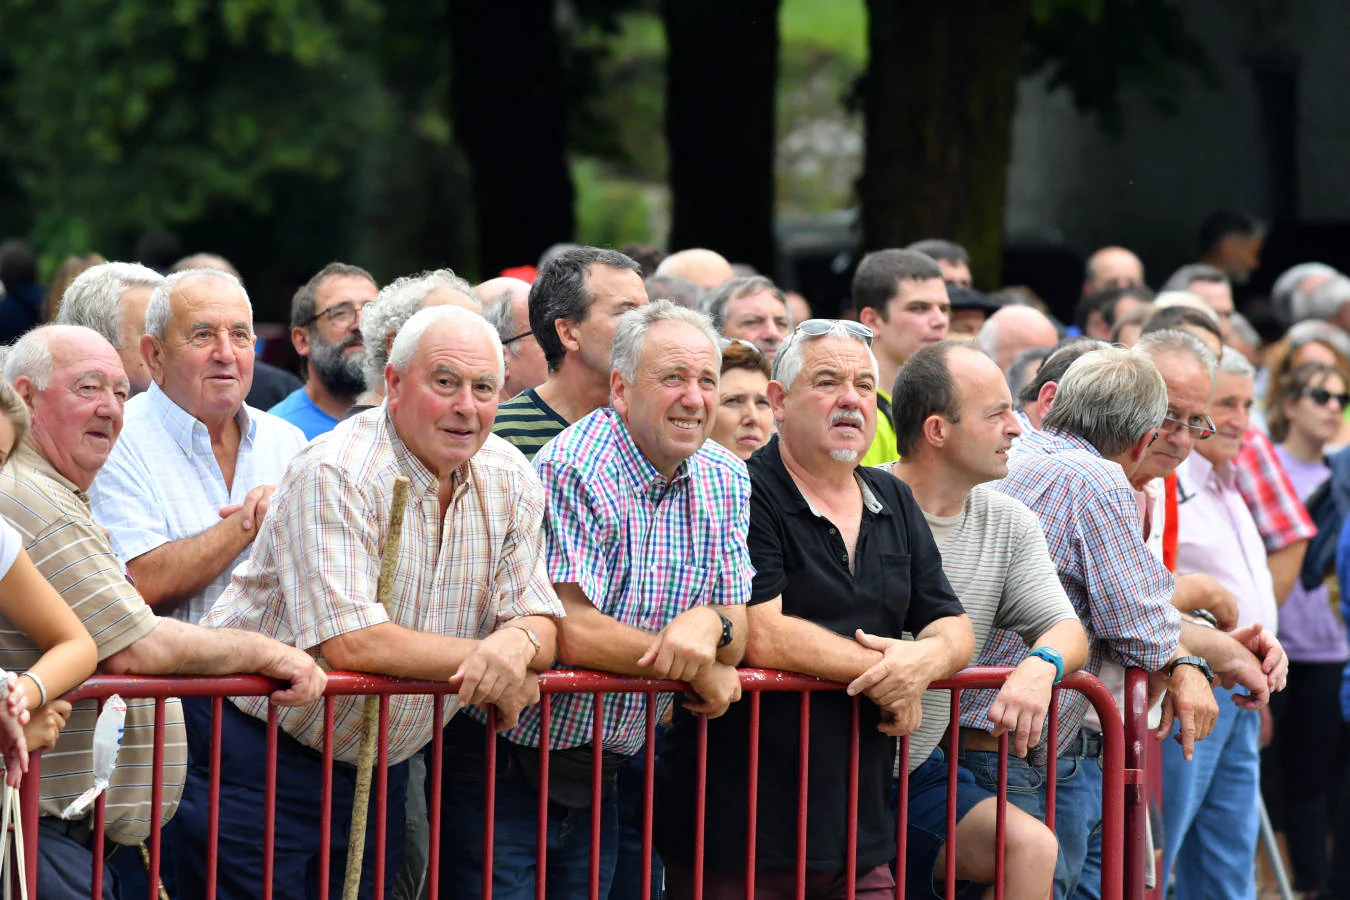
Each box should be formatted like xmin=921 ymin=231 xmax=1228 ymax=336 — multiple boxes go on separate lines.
xmin=1027 ymin=647 xmax=1064 ymax=686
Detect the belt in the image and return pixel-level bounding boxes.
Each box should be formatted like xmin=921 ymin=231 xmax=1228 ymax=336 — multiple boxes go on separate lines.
xmin=952 ymin=727 xmax=1103 ymax=759
xmin=39 ymin=816 xmax=120 ymax=859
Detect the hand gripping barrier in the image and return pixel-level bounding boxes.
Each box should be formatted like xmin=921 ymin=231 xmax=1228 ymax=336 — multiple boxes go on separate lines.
xmin=14 ymin=667 xmax=1143 ymax=900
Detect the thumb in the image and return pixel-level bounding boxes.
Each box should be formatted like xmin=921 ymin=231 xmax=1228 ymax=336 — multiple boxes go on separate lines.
xmin=854 ymin=629 xmax=894 ymax=652
xmin=636 ymin=636 xmax=661 ymax=668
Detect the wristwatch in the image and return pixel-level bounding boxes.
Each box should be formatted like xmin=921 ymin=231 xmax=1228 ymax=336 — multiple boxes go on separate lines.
xmin=713 ymin=609 xmax=734 ymax=649
xmin=1189 ymin=608 xmax=1219 ymax=629
xmin=1166 ymin=655 xmax=1215 ymax=682
xmin=507 ymin=624 xmax=543 ymax=656
xmin=1026 ymin=647 xmax=1064 ymax=685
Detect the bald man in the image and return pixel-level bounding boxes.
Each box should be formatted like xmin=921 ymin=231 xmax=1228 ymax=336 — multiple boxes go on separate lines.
xmin=655 ymin=248 xmax=735 ymax=290
xmin=479 ymin=276 xmax=548 ymax=398
xmin=1084 ymin=246 xmax=1146 ymax=294
xmin=977 ymin=306 xmax=1059 ymax=374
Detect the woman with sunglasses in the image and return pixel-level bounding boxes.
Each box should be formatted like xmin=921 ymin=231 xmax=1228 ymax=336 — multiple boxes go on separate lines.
xmin=1265 ymin=361 xmax=1350 ymax=898
xmin=710 ymin=339 xmax=775 ymax=461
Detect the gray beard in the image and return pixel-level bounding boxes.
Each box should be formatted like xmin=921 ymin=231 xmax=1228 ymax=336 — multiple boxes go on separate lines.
xmin=310 ymin=338 xmax=367 ymax=400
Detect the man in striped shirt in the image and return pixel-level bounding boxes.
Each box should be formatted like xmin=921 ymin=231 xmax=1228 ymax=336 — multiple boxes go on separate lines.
xmin=493 ymin=247 xmax=648 ymax=460
xmin=441 ymin=300 xmax=751 ymax=900
xmin=0 ymin=324 xmax=325 ymax=900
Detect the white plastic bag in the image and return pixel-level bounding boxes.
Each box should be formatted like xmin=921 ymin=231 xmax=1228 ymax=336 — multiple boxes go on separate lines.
xmin=59 ymin=694 xmax=127 ymax=820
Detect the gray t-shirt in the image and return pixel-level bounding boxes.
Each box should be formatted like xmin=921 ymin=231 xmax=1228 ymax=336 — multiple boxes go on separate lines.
xmin=904 ymin=484 xmax=1078 ymax=771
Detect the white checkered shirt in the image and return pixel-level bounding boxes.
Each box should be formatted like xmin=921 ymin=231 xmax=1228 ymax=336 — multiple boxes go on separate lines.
xmin=203 ymin=408 xmax=563 ymax=765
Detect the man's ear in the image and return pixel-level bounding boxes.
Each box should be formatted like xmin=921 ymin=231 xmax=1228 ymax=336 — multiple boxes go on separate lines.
xmin=1035 ymin=381 xmax=1057 ymax=421
xmin=610 ymin=368 xmax=629 ymax=417
xmin=141 ymin=334 xmax=167 ymax=387
xmin=858 ymin=307 xmax=882 ymax=331
xmin=555 ymin=317 xmax=582 ymax=354
xmin=12 ymin=377 xmax=35 ymax=413
xmin=291 ymin=326 xmax=311 ymax=358
xmin=921 ymin=414 xmax=947 ymax=449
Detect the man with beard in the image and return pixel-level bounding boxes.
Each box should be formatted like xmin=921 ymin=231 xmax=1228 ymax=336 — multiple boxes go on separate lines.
xmin=271 ymin=262 xmax=378 ymax=438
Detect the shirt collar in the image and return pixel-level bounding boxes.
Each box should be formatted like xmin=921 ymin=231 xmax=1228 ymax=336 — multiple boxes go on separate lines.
xmin=1183 ymin=449 xmax=1235 ymax=490
xmin=381 ymin=409 xmax=467 ymax=501
xmin=146 ymin=381 xmax=257 ymax=454
xmin=603 ymin=408 xmax=694 ymax=499
xmin=1037 ymin=428 xmax=1104 ymax=459
xmin=761 ymin=435 xmax=888 ymax=518
xmin=13 ymin=442 xmax=86 ymax=502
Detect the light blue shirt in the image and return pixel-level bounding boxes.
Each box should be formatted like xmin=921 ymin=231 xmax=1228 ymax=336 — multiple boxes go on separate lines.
xmin=269 ymin=387 xmax=339 ymax=440
xmin=89 ymin=383 xmax=308 ymax=624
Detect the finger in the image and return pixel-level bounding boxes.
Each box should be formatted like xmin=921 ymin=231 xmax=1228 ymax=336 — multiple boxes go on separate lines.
xmin=1179 ymin=709 xmax=1197 ymax=761
xmin=1014 ymin=712 xmax=1033 ymax=758
xmin=493 ymin=704 xmax=521 ymax=732
xmin=1029 ymin=707 xmax=1047 ymax=749
xmin=847 ymin=663 xmax=887 ymax=697
xmin=1154 ymin=698 xmax=1175 ymax=740
xmin=853 ymin=629 xmax=892 ymax=652
xmin=635 ymin=637 xmax=661 ymax=670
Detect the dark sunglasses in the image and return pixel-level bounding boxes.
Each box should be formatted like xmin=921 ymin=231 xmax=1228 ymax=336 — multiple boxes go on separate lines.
xmin=1302 ymin=386 xmax=1350 ymax=408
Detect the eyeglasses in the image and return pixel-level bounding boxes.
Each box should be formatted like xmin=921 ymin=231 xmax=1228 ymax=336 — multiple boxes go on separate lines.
xmin=1302 ymin=386 xmax=1350 ymax=408
xmin=302 ymin=301 xmax=371 ymax=329
xmin=793 ymin=319 xmax=875 ymax=346
xmin=1159 ymin=413 xmax=1216 ymax=440
xmin=503 ymin=330 xmax=534 ymax=346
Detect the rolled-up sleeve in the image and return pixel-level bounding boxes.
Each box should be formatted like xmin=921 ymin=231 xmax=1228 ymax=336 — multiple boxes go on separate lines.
xmin=535 ymin=459 xmax=612 ymax=607
xmin=710 ymin=473 xmax=754 ymax=608
xmin=495 ymin=465 xmax=565 ymax=623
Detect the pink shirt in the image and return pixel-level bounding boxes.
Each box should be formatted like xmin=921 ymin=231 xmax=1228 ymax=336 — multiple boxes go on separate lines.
xmin=1175 ymin=452 xmax=1279 ymax=632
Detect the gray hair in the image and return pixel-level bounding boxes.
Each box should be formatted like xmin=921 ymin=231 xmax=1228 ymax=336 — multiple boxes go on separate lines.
xmin=1041 ymin=346 xmax=1167 ymax=458
xmin=611 ymin=300 xmax=721 ymax=384
xmin=2 ymin=326 xmax=56 ymax=389
xmin=1136 ymin=328 xmax=1217 ymax=381
xmin=1293 ymin=274 xmax=1350 ymax=324
xmin=359 ymin=269 xmax=480 ymax=390
xmin=482 ymin=293 xmax=521 ymax=358
xmin=388 ymin=305 xmax=503 ymax=383
xmin=289 ymin=262 xmax=376 ymax=329
xmin=1152 ymin=290 xmax=1221 ymax=325
xmin=55 ymin=262 xmax=165 ymax=349
xmin=1228 ymin=311 xmax=1260 ymax=350
xmin=702 ymin=276 xmax=788 ymax=331
xmin=1217 ymin=345 xmax=1256 ymax=380
xmin=1161 ymin=263 xmax=1229 ymax=293
xmin=144 ymin=268 xmax=251 ymax=341
xmin=1273 ymin=262 xmax=1338 ymax=318
xmin=772 ymin=323 xmax=881 ymax=392
xmin=644 ymin=275 xmax=705 ymax=311
xmin=1286 ymin=319 xmax=1350 ymax=360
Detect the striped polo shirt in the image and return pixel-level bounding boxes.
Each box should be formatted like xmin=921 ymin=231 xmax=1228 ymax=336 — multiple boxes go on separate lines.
xmin=492 ymin=387 xmax=571 ymax=461
xmin=0 ymin=444 xmax=187 ymax=845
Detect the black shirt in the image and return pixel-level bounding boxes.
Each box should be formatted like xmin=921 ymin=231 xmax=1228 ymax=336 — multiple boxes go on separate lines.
xmin=654 ymin=435 xmax=965 ymax=873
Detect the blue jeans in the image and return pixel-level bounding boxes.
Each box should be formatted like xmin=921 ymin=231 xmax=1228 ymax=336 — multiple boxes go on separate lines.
xmin=1161 ymin=685 xmax=1260 ymax=900
xmin=962 ymin=747 xmax=1103 ymax=900
xmin=609 ymin=749 xmax=664 ymax=900
xmin=433 ymin=716 xmax=620 ymax=900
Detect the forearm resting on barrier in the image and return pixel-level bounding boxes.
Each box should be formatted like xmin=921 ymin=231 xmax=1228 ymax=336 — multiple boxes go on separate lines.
xmin=987 ymin=618 xmax=1090 ymax=757
xmin=744 ymin=596 xmax=882 ymax=681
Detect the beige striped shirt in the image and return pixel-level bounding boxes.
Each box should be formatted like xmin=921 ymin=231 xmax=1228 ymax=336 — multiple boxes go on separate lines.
xmin=204 ymin=409 xmax=563 ymax=765
xmin=0 ymin=444 xmax=186 ymax=845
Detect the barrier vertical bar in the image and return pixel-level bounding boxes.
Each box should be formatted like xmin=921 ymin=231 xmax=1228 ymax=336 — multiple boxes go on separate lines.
xmin=746 ymin=691 xmax=761 ymax=900
xmin=537 ymin=695 xmax=551 ymax=900
xmin=590 ymin=692 xmax=604 ymax=900
xmin=19 ymin=750 xmax=39 ymax=897
xmin=1045 ymin=689 xmax=1059 ymax=831
xmin=483 ymin=706 xmax=498 ymax=900
xmin=318 ymin=698 xmax=335 ymax=900
xmin=694 ymin=709 xmax=709 ymax=900
xmin=92 ymin=698 xmax=106 ymax=899
xmin=147 ymin=698 xmax=166 ymax=900
xmin=375 ymin=695 xmax=391 ymax=900
xmin=207 ymin=696 xmax=224 ymax=900
xmin=796 ymin=692 xmax=810 ymax=900
xmin=845 ymin=694 xmax=860 ymax=900
xmin=894 ymin=736 xmax=909 ymax=900
xmin=1122 ymin=667 xmax=1151 ymax=900
xmin=945 ymin=691 xmax=960 ymax=900
xmin=994 ymin=732 xmax=1008 ymax=900
xmin=641 ymin=694 xmax=656 ymax=900
xmin=263 ymin=704 xmax=279 ymax=900
xmin=427 ymin=698 xmax=445 ymax=900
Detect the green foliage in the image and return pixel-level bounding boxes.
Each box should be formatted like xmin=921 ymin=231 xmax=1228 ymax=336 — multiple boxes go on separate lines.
xmin=1025 ymin=0 xmax=1216 ymax=138
xmin=0 ymin=0 xmax=394 ymax=259
xmin=572 ymin=157 xmax=662 ymax=248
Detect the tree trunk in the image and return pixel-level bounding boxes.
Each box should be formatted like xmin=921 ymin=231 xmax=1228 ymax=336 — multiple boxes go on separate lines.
xmin=859 ymin=0 xmax=1030 ymax=287
xmin=448 ymin=0 xmax=574 ymax=278
xmin=665 ymin=0 xmax=780 ymax=275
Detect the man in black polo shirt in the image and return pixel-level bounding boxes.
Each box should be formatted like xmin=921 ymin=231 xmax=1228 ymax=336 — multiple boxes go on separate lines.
xmin=654 ymin=319 xmax=973 ymax=899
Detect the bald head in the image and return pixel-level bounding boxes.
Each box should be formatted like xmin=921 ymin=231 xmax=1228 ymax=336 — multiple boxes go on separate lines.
xmin=1085 ymin=246 xmax=1145 ymax=293
xmin=978 ymin=305 xmax=1059 ymax=374
xmin=475 ymin=277 xmax=533 ymax=308
xmin=655 ymin=248 xmax=734 ymax=290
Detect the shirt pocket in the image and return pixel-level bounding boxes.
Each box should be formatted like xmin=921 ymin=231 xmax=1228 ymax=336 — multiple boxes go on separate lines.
xmin=634 ymin=562 xmax=712 ymax=633
xmin=879 ymin=553 xmax=912 ymax=629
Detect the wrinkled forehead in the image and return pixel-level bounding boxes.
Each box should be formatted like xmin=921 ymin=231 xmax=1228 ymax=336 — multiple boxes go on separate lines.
xmin=49 ymin=334 xmax=128 ymax=385
xmin=799 ymin=336 xmax=877 ymax=379
xmin=414 ymin=320 xmax=500 ymax=377
xmin=639 ymin=320 xmax=718 ymax=371
xmin=171 ymin=275 xmax=252 ymax=323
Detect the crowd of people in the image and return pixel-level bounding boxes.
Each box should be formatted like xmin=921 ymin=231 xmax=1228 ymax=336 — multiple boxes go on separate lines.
xmin=0 ymin=212 xmax=1346 ymax=900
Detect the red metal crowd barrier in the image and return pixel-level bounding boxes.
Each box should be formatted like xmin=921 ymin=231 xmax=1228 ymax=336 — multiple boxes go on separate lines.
xmin=15 ymin=667 xmax=1143 ymax=900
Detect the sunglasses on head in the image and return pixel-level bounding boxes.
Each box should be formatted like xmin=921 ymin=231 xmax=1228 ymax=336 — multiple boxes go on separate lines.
xmin=1302 ymin=386 xmax=1350 ymax=408
xmin=793 ymin=319 xmax=875 ymax=346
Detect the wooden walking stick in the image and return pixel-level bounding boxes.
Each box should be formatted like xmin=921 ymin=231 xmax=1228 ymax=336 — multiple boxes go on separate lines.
xmin=342 ymin=475 xmax=410 ymax=900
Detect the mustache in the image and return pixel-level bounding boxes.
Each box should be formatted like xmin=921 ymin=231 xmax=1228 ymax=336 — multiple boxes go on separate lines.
xmin=829 ymin=410 xmax=865 ymax=426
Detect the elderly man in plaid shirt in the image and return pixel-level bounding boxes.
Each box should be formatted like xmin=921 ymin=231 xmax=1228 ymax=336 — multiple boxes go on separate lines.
xmin=180 ymin=305 xmax=564 ymax=900
xmin=434 ymin=300 xmax=752 ymax=900
xmin=967 ymin=346 xmax=1286 ymax=900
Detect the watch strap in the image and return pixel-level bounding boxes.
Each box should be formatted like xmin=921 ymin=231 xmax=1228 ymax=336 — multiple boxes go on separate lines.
xmin=1027 ymin=647 xmax=1064 ymax=685
xmin=714 ymin=609 xmax=734 ymax=649
xmin=1167 ymin=654 xmax=1214 ymax=682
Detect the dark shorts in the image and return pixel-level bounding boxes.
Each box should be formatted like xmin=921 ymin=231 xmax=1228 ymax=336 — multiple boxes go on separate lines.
xmin=895 ymin=748 xmax=992 ymax=900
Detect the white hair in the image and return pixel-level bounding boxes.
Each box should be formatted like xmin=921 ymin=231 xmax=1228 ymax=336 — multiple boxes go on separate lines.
xmin=1041 ymin=346 xmax=1167 ymax=458
xmin=1136 ymin=328 xmax=1217 ymax=381
xmin=1217 ymin=345 xmax=1256 ymax=380
xmin=3 ymin=327 xmax=55 ymax=389
xmin=1293 ymin=274 xmax=1350 ymax=325
xmin=55 ymin=262 xmax=164 ymax=349
xmin=482 ymin=292 xmax=522 ymax=358
xmin=1273 ymin=262 xmax=1338 ymax=314
xmin=144 ymin=268 xmax=251 ymax=341
xmin=387 ymin=305 xmax=504 ymax=384
xmin=772 ymin=324 xmax=880 ymax=391
xmin=360 ymin=269 xmax=480 ymax=390
xmin=610 ymin=300 xmax=721 ymax=384
xmin=1151 ymin=291 xmax=1220 ymax=326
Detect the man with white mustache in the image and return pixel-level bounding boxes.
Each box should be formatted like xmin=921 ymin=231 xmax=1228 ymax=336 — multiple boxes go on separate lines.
xmin=655 ymin=319 xmax=973 ymax=899
xmin=440 ymin=300 xmax=752 ymax=900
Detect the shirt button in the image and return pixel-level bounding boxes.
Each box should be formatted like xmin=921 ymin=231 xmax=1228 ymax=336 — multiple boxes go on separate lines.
xmin=828 ymin=527 xmax=837 ymax=535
